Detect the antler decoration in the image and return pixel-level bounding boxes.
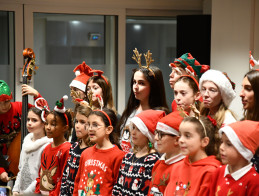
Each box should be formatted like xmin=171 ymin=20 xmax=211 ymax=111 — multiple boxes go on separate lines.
xmin=71 ymin=89 xmax=82 ymax=104
xmin=96 ymin=94 xmax=104 ymax=110
xmin=144 ymin=50 xmax=154 ymax=68
xmin=132 ymin=48 xmax=142 ymax=67
xmin=87 ymin=90 xmax=94 ymax=109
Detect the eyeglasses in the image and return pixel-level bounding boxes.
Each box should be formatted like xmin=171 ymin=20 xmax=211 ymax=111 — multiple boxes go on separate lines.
xmin=200 ymin=87 xmax=219 ymax=96
xmin=85 ymin=123 xmax=104 ymax=131
xmin=154 ymin=130 xmax=176 ymax=140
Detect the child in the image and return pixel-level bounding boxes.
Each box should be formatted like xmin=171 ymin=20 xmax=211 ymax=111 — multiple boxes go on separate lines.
xmin=169 ymin=53 xmax=209 ymax=112
xmin=35 ymin=95 xmax=72 ymax=195
xmin=58 ymin=102 xmax=93 ymax=196
xmin=73 ymin=108 xmax=125 ymax=196
xmin=117 ymin=49 xmax=168 ymax=153
xmin=112 ymin=109 xmax=165 ymax=196
xmin=209 ymin=120 xmax=259 ymax=195
xmin=164 ymin=116 xmax=221 ymax=196
xmin=199 ymin=69 xmax=236 ymax=128
xmin=174 ymin=75 xmax=201 ymax=116
xmin=0 ymin=80 xmax=41 ymax=184
xmin=148 ymin=111 xmax=185 ymax=196
xmin=12 ymin=98 xmax=52 ymax=195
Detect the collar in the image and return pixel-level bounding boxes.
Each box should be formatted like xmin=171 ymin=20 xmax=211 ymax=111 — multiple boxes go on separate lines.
xmin=160 ymin=153 xmax=185 ymax=165
xmin=224 ymin=163 xmax=253 ymax=181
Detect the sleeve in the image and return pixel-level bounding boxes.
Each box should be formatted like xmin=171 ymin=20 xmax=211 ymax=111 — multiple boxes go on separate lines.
xmin=73 ymin=154 xmax=84 ymax=196
xmin=112 ymin=151 xmax=125 ymax=184
xmin=23 ymin=180 xmax=37 ymax=194
xmin=0 ymin=168 xmax=6 ymax=175
xmin=34 ymin=153 xmax=43 ymax=194
xmin=12 ymin=147 xmax=25 ymax=192
xmin=198 ymin=170 xmax=216 ymax=196
xmin=208 ymin=168 xmax=220 ymax=196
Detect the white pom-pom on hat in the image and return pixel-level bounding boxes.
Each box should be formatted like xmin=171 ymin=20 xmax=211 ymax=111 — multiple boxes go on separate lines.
xmin=75 ymin=70 xmax=80 ymax=76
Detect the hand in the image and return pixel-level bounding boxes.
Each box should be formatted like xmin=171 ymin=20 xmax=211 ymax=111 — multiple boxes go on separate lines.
xmin=0 ymin=172 xmax=10 ymax=182
xmin=12 ymin=192 xmax=20 ymax=196
xmin=22 ymin=84 xmax=39 ymax=97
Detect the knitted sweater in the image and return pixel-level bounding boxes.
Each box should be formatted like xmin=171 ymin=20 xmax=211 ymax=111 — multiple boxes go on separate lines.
xmin=112 ymin=152 xmax=160 ymax=196
xmin=12 ymin=133 xmax=52 ymax=194
xmin=73 ymin=144 xmax=125 ymax=196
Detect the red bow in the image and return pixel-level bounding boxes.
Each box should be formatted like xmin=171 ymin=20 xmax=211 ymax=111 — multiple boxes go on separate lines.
xmin=207 ymin=115 xmax=217 ymax=127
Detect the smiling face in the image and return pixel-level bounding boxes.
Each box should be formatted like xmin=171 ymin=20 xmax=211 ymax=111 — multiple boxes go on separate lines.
xmin=44 ymin=113 xmax=66 ymax=139
xmin=75 ymin=113 xmax=88 ymax=139
xmin=132 ymin=71 xmax=151 ymax=103
xmin=87 ymin=80 xmax=103 ymax=102
xmin=240 ymin=76 xmax=255 ymax=110
xmin=130 ymin=123 xmax=149 ymax=148
xmin=27 ymin=110 xmax=45 ymax=134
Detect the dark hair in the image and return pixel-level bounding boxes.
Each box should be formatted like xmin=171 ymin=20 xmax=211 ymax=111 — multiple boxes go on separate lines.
xmin=117 ymin=66 xmax=168 ymax=135
xmin=89 ymin=108 xmax=119 ymax=146
xmin=244 ymin=70 xmax=259 ymax=121
xmin=182 ymin=116 xmax=218 ymax=156
xmin=49 ymin=109 xmax=73 ymax=140
xmin=86 ymin=75 xmax=116 ymax=113
xmin=28 ymin=107 xmax=48 ymax=135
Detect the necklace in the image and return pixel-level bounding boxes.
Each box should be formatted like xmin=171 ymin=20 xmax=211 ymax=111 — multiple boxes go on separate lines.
xmin=131 ymin=154 xmax=140 ymax=164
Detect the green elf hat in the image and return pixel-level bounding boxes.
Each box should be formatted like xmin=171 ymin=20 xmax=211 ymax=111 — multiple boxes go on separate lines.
xmin=169 ymin=53 xmax=210 ymax=79
xmin=0 ymin=80 xmax=12 ymax=101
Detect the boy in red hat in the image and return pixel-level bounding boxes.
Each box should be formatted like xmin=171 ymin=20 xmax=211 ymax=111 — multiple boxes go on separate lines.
xmin=148 ymin=111 xmax=185 ymax=196
xmin=0 ymin=80 xmax=41 ymax=184
xmin=209 ymin=120 xmax=259 ymax=195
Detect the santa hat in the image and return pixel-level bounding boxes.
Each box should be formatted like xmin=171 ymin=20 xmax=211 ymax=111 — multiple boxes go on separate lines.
xmin=169 ymin=53 xmax=210 ymax=79
xmin=219 ymin=120 xmax=259 ymax=161
xmin=69 ymin=61 xmax=93 ymax=92
xmin=130 ymin=110 xmax=166 ymax=143
xmin=35 ymin=97 xmax=50 ymax=122
xmin=199 ymin=69 xmax=236 ymax=107
xmin=0 ymin=80 xmax=12 ymax=101
xmin=54 ymin=95 xmax=68 ymax=113
xmin=156 ymin=111 xmax=184 ymax=136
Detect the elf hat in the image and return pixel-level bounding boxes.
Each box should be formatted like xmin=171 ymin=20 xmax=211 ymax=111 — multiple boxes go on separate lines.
xmin=219 ymin=120 xmax=259 ymax=161
xmin=0 ymin=80 xmax=12 ymax=101
xmin=130 ymin=110 xmax=166 ymax=143
xmin=199 ymin=69 xmax=236 ymax=107
xmin=169 ymin=53 xmax=210 ymax=79
xmin=54 ymin=95 xmax=68 ymax=113
xmin=156 ymin=111 xmax=184 ymax=136
xmin=69 ymin=61 xmax=93 ymax=92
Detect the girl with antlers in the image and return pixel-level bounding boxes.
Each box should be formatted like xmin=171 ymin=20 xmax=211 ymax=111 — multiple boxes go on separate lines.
xmin=12 ymin=98 xmax=52 ymax=195
xmin=35 ymin=95 xmax=72 ymax=195
xmin=117 ymin=48 xmax=168 ymax=153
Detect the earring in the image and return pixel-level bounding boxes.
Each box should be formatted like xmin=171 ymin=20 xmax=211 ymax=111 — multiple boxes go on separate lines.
xmin=148 ymin=141 xmax=153 ymax=148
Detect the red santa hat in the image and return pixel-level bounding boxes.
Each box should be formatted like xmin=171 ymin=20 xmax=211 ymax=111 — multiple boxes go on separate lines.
xmin=69 ymin=61 xmax=93 ymax=92
xmin=156 ymin=111 xmax=184 ymax=136
xmin=130 ymin=110 xmax=166 ymax=143
xmin=54 ymin=95 xmax=68 ymax=113
xmin=219 ymin=120 xmax=259 ymax=161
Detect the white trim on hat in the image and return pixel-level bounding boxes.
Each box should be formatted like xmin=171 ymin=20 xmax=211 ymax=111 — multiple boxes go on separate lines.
xmin=130 ymin=116 xmax=154 ymax=143
xmin=69 ymin=80 xmax=86 ymax=92
xmin=219 ymin=126 xmax=253 ymax=161
xmin=156 ymin=122 xmax=179 ymax=136
xmin=54 ymin=106 xmax=66 ymax=114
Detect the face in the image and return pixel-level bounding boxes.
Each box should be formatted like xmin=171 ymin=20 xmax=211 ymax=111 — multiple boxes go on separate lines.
xmin=220 ymin=133 xmax=243 ymax=166
xmin=240 ymin=76 xmax=255 ymax=110
xmin=87 ymin=80 xmax=103 ymax=102
xmin=70 ymin=86 xmax=86 ymax=100
xmin=75 ymin=113 xmax=88 ymax=139
xmin=130 ymin=123 xmax=149 ymax=148
xmin=174 ymin=81 xmax=200 ymax=112
xmin=201 ymin=81 xmax=222 ymax=110
xmin=154 ymin=130 xmax=178 ymax=154
xmin=132 ymin=71 xmax=151 ymax=103
xmin=86 ymin=114 xmax=108 ymax=144
xmin=179 ymin=121 xmax=205 ymax=158
xmin=0 ymin=100 xmax=11 ymax=114
xmin=45 ymin=113 xmax=66 ymax=139
xmin=27 ymin=110 xmax=45 ymax=134
xmin=169 ymin=66 xmax=187 ymax=89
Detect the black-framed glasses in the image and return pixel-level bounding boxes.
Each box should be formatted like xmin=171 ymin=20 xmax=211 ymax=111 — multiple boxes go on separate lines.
xmin=154 ymin=130 xmax=176 ymax=140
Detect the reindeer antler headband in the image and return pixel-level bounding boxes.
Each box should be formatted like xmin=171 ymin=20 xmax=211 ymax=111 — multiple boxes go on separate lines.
xmin=132 ymin=48 xmax=155 ymax=77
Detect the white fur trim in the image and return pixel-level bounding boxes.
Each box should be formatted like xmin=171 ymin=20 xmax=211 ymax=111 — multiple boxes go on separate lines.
xmin=69 ymin=80 xmax=86 ymax=92
xmin=199 ymin=69 xmax=236 ymax=107
xmin=219 ymin=126 xmax=253 ymax=161
xmin=23 ymin=133 xmax=52 ymax=153
xmin=130 ymin=116 xmax=154 ymax=143
xmin=54 ymin=106 xmax=66 ymax=113
xmin=156 ymin=122 xmax=179 ymax=136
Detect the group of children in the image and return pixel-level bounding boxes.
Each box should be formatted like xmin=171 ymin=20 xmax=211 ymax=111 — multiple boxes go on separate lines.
xmin=0 ymin=49 xmax=259 ymax=196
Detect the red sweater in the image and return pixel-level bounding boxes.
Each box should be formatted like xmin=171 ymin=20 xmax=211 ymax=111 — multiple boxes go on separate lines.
xmin=73 ymin=144 xmax=125 ymax=196
xmin=35 ymin=142 xmax=71 ymax=195
xmin=209 ymin=164 xmax=259 ymax=195
xmin=164 ymin=155 xmax=221 ymax=196
xmin=148 ymin=153 xmax=185 ymax=196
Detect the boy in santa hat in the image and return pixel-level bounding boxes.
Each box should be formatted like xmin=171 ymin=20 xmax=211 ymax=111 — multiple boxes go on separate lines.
xmin=148 ymin=111 xmax=185 ymax=196
xmin=112 ymin=109 xmax=165 ymax=196
xmin=209 ymin=120 xmax=259 ymax=195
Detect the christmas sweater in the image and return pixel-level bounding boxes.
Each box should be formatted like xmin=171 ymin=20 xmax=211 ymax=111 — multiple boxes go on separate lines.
xmin=148 ymin=153 xmax=185 ymax=196
xmin=209 ymin=164 xmax=259 ymax=196
xmin=0 ymin=94 xmax=41 ymax=175
xmin=73 ymin=144 xmax=125 ymax=196
xmin=58 ymin=142 xmax=88 ymax=196
xmin=35 ymin=142 xmax=71 ymax=195
xmin=112 ymin=152 xmax=160 ymax=196
xmin=12 ymin=133 xmax=52 ymax=194
xmin=164 ymin=155 xmax=221 ymax=196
